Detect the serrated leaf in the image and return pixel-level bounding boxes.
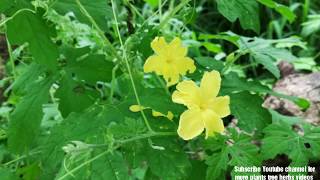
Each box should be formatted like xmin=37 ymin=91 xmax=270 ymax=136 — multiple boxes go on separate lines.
xmin=7 ymin=11 xmax=58 ymax=70
xmin=230 ymin=92 xmax=271 ymax=132
xmin=8 ymin=75 xmax=56 ymax=154
xmin=257 ymin=0 xmax=296 ymax=22
xmin=205 ymin=130 xmax=261 ymax=180
xmin=216 ymin=0 xmax=260 ymax=33
xmin=262 ymin=122 xmax=320 ymax=167
xmin=40 ymin=105 xmax=124 ymax=178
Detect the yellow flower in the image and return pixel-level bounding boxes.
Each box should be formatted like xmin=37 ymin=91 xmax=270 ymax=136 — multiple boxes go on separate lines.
xmin=129 ymin=105 xmax=174 ymax=120
xmin=144 ymin=37 xmax=196 ymax=86
xmin=172 ymin=70 xmax=230 ymax=140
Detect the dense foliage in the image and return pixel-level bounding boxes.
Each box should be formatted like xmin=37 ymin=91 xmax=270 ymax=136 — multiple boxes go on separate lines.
xmin=0 ymin=0 xmax=319 ymax=179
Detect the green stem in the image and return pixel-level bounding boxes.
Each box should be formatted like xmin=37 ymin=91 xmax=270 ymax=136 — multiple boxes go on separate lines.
xmin=74 ymin=0 xmax=121 ymax=61
xmin=3 ymin=150 xmax=41 ymax=166
xmin=110 ymin=0 xmax=153 ymax=132
xmin=0 ymin=9 xmax=36 ymax=28
xmin=155 ymin=75 xmax=170 ymax=95
xmin=58 ymin=131 xmax=176 ymax=180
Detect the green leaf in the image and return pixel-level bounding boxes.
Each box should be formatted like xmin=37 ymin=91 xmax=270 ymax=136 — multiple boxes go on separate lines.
xmin=201 ymin=42 xmax=222 ymax=53
xmin=41 ymin=105 xmax=124 ymax=178
xmin=7 ymin=11 xmax=58 ymax=70
xmin=63 ymin=47 xmax=115 ymax=83
xmin=55 ymin=73 xmax=98 ymax=117
xmin=120 ymin=138 xmax=191 ymax=179
xmin=238 ymin=37 xmax=297 ymax=78
xmin=144 ymin=139 xmax=192 ymax=179
xmin=90 ymin=151 xmax=130 ymax=180
xmin=12 ymin=63 xmax=46 ymax=94
xmin=195 ymin=57 xmax=225 ymax=72
xmin=108 ymin=118 xmax=147 ymax=139
xmin=0 ymin=0 xmax=13 ymax=12
xmin=269 ymin=109 xmax=302 ymax=125
xmin=51 ymin=0 xmax=112 ymax=31
xmin=8 ymin=75 xmax=55 ymax=154
xmin=16 ymin=163 xmax=41 ymax=180
xmin=257 ymin=0 xmax=296 ymax=22
xmin=0 ymin=168 xmax=18 ymax=180
xmin=253 ymin=53 xmax=280 ymax=78
xmin=302 ymin=15 xmax=320 ymax=36
xmin=262 ymin=122 xmax=320 ymax=167
xmin=216 ymin=0 xmax=260 ymax=33
xmin=205 ymin=130 xmax=261 ymax=180
xmin=230 ymin=92 xmax=271 ymax=132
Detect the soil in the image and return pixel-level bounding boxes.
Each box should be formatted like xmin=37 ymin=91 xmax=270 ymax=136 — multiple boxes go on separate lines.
xmin=264 ymin=61 xmax=320 ymax=125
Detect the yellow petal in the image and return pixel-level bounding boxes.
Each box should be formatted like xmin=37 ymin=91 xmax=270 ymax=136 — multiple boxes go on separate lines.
xmin=200 ymin=70 xmax=221 ymax=98
xmin=202 ymin=110 xmax=225 ymax=138
xmin=177 ymin=109 xmax=204 ymax=140
xmin=163 ymin=66 xmax=180 ymax=86
xmin=143 ymin=55 xmax=165 ymax=74
xmin=172 ymin=80 xmax=200 ymax=109
xmin=208 ymin=96 xmax=230 ymax=118
xmin=173 ymin=57 xmax=196 ymax=75
xmin=129 ymin=105 xmax=145 ymax=112
xmin=151 ymin=37 xmax=167 ymax=55
xmin=168 ymin=37 xmax=187 ymax=56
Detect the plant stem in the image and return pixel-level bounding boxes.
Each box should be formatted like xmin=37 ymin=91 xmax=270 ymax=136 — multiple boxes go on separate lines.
xmin=58 ymin=131 xmax=176 ymax=180
xmin=0 ymin=9 xmax=36 ymax=28
xmin=110 ymin=0 xmax=153 ymax=133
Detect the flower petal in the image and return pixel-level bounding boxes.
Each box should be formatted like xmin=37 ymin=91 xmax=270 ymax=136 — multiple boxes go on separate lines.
xmin=173 ymin=57 xmax=196 ymax=75
xmin=202 ymin=110 xmax=225 ymax=138
xmin=200 ymin=70 xmax=221 ymax=98
xmin=168 ymin=37 xmax=187 ymax=56
xmin=177 ymin=109 xmax=204 ymax=140
xmin=208 ymin=96 xmax=230 ymax=118
xmin=172 ymin=80 xmax=200 ymax=108
xmin=143 ymin=55 xmax=165 ymax=74
xmin=163 ymin=66 xmax=180 ymax=86
xmin=151 ymin=37 xmax=167 ymax=55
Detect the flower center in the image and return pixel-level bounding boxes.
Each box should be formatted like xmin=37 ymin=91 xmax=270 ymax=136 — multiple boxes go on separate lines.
xmin=166 ymin=58 xmax=173 ymax=63
xmin=199 ymin=103 xmax=207 ymax=110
